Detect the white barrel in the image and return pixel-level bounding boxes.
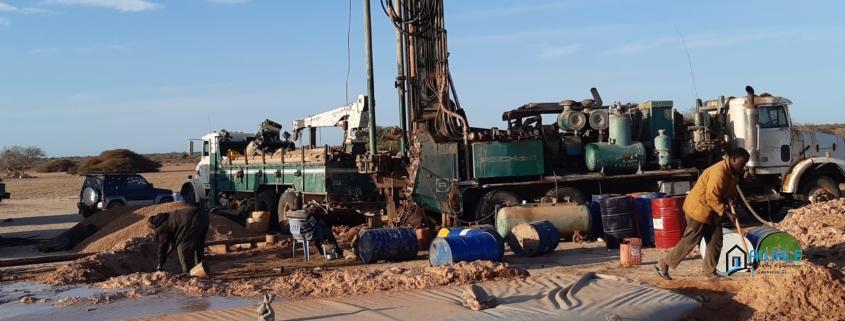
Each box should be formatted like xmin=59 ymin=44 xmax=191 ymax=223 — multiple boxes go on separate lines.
xmin=699 ymin=228 xmax=753 ymax=276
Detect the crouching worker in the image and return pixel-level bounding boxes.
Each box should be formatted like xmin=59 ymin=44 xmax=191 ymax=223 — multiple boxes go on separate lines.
xmin=288 ymin=204 xmax=342 ymax=257
xmin=147 ymin=207 xmax=210 ymax=274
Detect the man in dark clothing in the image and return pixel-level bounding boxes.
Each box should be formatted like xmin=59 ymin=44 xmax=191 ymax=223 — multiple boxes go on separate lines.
xmin=297 ymin=204 xmax=342 ymax=257
xmin=147 ymin=207 xmax=209 ymax=274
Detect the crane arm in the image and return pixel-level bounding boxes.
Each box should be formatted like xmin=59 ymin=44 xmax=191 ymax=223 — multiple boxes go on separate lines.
xmin=292 ymin=95 xmax=369 ymax=145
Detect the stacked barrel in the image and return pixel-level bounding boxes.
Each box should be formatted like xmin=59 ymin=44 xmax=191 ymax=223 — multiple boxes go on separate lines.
xmin=590 ymin=193 xmax=686 ymax=249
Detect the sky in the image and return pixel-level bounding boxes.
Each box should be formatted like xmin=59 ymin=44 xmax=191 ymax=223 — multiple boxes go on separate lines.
xmin=1 ymin=0 xmax=843 ymax=157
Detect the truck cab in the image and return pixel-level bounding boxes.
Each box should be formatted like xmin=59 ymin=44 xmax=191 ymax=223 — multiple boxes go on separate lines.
xmin=710 ymin=87 xmax=845 ymax=205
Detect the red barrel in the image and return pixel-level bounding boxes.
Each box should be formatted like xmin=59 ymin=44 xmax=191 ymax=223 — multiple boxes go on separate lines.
xmin=651 ymin=196 xmax=686 ymax=249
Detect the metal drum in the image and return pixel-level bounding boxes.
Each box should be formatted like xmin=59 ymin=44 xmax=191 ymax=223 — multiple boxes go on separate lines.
xmin=506 ymin=220 xmax=560 ymax=257
xmin=495 ymin=202 xmax=591 ymax=239
xmin=436 ymin=225 xmax=504 ymax=257
xmin=700 ymin=228 xmax=753 ymax=276
xmin=429 ymin=231 xmax=503 ymax=266
xmin=628 ymin=192 xmax=666 ymax=247
xmin=600 ymin=196 xmax=635 ymax=249
xmin=652 ymin=196 xmax=686 ymax=249
xmin=357 ymin=228 xmax=419 ymax=264
xmin=745 ymin=226 xmax=802 ymax=263
xmin=590 ymin=194 xmax=620 ymax=239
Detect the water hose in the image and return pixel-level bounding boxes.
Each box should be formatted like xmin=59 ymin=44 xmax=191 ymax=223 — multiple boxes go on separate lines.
xmin=736 ymin=184 xmax=777 ymax=227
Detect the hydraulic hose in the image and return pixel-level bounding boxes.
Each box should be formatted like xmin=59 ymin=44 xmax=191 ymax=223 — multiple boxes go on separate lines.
xmin=736 ymin=184 xmax=777 ymax=227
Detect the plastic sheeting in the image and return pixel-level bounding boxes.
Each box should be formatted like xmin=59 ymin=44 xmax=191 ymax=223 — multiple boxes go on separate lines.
xmin=132 ymin=272 xmax=700 ymax=321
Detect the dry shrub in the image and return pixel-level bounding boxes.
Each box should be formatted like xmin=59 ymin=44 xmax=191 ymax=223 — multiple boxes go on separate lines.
xmin=75 ymin=149 xmax=161 ymax=175
xmin=34 ymin=159 xmax=79 ymax=173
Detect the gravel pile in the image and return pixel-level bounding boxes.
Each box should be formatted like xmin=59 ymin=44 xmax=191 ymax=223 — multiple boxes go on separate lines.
xmin=736 ymin=262 xmax=845 ymax=321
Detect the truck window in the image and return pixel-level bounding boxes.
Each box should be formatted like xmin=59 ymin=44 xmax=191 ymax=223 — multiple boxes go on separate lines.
xmin=758 ymin=105 xmax=789 ymax=129
xmin=126 ymin=176 xmax=150 ymax=189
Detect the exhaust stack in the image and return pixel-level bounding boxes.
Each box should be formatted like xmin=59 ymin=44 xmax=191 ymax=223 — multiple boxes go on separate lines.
xmin=743 ymin=86 xmax=759 ymax=169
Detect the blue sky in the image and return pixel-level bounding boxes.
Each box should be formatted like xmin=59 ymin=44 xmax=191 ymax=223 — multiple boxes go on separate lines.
xmin=1 ymin=0 xmax=843 ymax=156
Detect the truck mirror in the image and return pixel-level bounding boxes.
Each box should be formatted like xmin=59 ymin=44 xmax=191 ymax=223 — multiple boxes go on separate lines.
xmin=189 ymin=140 xmax=195 ymax=156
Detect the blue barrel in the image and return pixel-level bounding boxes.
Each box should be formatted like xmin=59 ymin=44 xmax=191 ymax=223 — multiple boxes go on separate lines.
xmin=429 ymin=231 xmax=503 ymax=266
xmin=628 ymin=192 xmax=666 ymax=247
xmin=590 ymin=194 xmax=620 ymax=238
xmin=506 ymin=220 xmax=560 ymax=257
xmin=745 ymin=226 xmax=802 ymax=263
xmin=357 ymin=228 xmax=419 ymax=264
xmin=600 ymin=196 xmax=635 ymax=249
xmin=436 ymin=225 xmax=505 ymax=256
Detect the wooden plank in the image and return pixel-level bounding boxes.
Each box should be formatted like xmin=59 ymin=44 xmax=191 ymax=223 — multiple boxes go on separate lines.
xmin=0 ymin=252 xmax=95 ymax=267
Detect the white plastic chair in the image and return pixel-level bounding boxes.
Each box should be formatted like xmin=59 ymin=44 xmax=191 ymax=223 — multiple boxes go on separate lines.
xmin=288 ymin=218 xmax=313 ymax=261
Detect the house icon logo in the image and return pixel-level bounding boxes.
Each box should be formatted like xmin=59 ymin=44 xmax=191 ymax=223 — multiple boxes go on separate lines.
xmin=724 ymin=244 xmax=751 ymax=275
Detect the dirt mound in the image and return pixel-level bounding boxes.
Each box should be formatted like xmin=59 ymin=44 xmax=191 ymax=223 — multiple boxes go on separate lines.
xmin=98 ymin=261 xmax=528 ymax=299
xmin=75 ymin=149 xmax=161 ymax=175
xmin=735 ymin=262 xmax=845 ymax=321
xmin=779 ymin=199 xmax=845 ymax=267
xmin=73 ymin=202 xmax=194 ymax=253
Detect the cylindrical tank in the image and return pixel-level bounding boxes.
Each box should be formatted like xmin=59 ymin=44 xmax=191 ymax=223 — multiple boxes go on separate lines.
xmin=627 ymin=192 xmax=666 ymax=247
xmin=557 ymin=108 xmax=587 ymax=131
xmin=357 ymin=228 xmax=419 ymax=264
xmin=600 ymin=196 xmax=635 ymax=249
xmin=609 ymin=112 xmax=632 ymax=145
xmin=654 ymin=129 xmax=672 ymax=168
xmin=429 ymin=232 xmax=503 ymax=266
xmin=590 ymin=194 xmax=621 ymax=239
xmin=588 ymin=110 xmax=609 ymax=131
xmin=584 ymin=142 xmax=646 ymax=172
xmin=495 ymin=203 xmax=590 ymax=239
xmin=436 ymin=226 xmax=504 ymax=256
xmin=745 ymin=226 xmax=802 ymax=263
xmin=652 ymin=197 xmax=686 ymax=249
xmin=700 ymin=228 xmax=752 ymax=276
xmin=506 ymin=221 xmax=560 ymax=257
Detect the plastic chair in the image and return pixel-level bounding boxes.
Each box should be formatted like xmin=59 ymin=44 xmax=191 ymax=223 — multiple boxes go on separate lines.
xmin=288 ymin=218 xmax=313 ymax=261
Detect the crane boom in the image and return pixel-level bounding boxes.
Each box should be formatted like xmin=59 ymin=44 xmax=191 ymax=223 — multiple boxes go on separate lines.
xmin=291 ymin=95 xmax=369 ymax=146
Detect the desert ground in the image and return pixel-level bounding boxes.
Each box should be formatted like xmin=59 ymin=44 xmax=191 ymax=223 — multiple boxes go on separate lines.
xmin=0 ymin=162 xmax=843 ymax=321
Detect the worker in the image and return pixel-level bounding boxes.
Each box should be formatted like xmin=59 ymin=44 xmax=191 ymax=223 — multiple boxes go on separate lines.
xmin=147 ymin=206 xmax=210 ymax=274
xmin=301 ymin=204 xmax=342 ymax=257
xmin=655 ymin=148 xmax=749 ymax=280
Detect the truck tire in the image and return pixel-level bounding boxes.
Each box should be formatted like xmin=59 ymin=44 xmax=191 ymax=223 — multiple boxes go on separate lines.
xmin=475 ymin=190 xmax=523 ymax=224
xmin=256 ymin=191 xmax=280 ymax=230
xmin=800 ymin=175 xmax=841 ymax=204
xmin=278 ymin=191 xmax=302 ymax=224
xmin=107 ymin=201 xmax=125 ymax=209
xmin=543 ymin=187 xmax=587 ymax=204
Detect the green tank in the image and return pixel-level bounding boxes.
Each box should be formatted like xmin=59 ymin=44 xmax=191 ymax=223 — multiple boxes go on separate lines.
xmin=609 ymin=112 xmax=632 ymax=145
xmin=585 ymin=142 xmax=646 ymax=173
xmin=557 ymin=109 xmax=587 ymax=131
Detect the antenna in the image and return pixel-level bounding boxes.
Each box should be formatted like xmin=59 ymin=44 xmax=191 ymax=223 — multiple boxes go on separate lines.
xmin=674 ymin=26 xmax=699 ymax=100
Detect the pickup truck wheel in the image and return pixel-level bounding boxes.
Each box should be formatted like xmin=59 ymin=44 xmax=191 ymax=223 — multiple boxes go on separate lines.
xmin=278 ymin=191 xmax=301 ymax=224
xmin=543 ymin=187 xmax=587 ymax=204
xmin=475 ymin=190 xmax=523 ymax=224
xmin=107 ymin=201 xmax=125 ymax=209
xmin=256 ymin=191 xmax=280 ymax=230
xmin=800 ymin=175 xmax=841 ymax=204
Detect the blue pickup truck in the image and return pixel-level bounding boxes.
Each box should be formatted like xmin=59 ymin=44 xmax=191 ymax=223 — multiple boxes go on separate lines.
xmin=77 ymin=173 xmax=173 ymax=217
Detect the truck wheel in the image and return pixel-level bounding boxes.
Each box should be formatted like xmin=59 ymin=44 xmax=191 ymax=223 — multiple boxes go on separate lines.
xmin=278 ymin=191 xmax=302 ymax=224
xmin=800 ymin=175 xmax=841 ymax=204
xmin=475 ymin=190 xmax=523 ymax=224
xmin=543 ymin=187 xmax=587 ymax=204
xmin=107 ymin=201 xmax=125 ymax=209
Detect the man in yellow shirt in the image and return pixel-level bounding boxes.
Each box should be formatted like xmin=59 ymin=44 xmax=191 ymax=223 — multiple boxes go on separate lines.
xmin=656 ymin=148 xmax=749 ymax=280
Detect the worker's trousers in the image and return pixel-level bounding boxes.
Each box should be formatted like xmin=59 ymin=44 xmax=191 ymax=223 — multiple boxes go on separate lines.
xmin=663 ymin=215 xmax=723 ymax=274
xmin=176 ymin=210 xmax=210 ymax=273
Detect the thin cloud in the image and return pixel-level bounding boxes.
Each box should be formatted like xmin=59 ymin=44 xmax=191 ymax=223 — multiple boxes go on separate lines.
xmin=47 ymin=0 xmax=161 ymax=12
xmin=603 ymin=37 xmax=676 ymax=55
xmin=0 ymin=2 xmax=15 ymax=11
xmin=538 ymin=44 xmax=581 ymax=59
xmin=0 ymin=17 xmax=9 ymax=28
xmin=207 ymin=0 xmax=251 ymax=4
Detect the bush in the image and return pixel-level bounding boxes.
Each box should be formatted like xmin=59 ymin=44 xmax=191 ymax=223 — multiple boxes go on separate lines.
xmin=35 ymin=159 xmax=79 ymax=173
xmin=75 ymin=149 xmax=161 ymax=175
